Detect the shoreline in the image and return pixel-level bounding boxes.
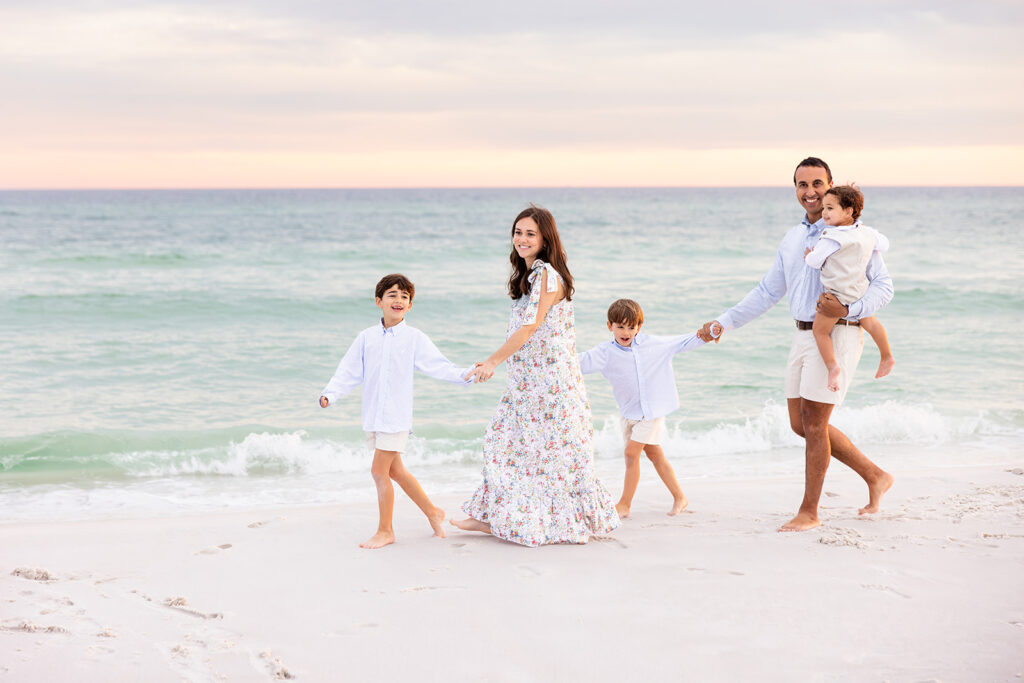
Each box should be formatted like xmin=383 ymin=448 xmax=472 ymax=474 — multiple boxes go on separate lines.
xmin=2 ymin=464 xmax=1023 ymax=681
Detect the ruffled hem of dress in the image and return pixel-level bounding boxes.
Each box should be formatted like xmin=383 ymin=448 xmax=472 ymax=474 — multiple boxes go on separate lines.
xmin=461 ymin=480 xmax=621 ymax=548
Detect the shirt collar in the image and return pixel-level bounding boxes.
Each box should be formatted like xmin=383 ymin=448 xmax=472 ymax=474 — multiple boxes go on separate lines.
xmin=380 ymin=319 xmax=407 ymax=335
xmin=613 ymin=333 xmax=642 ymax=351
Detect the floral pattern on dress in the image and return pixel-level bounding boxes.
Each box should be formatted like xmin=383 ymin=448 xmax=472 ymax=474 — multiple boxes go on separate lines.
xmin=462 ymin=260 xmax=620 ymax=546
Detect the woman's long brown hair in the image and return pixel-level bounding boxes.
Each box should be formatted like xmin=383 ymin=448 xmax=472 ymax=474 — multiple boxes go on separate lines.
xmin=506 ymin=205 xmax=574 ymax=301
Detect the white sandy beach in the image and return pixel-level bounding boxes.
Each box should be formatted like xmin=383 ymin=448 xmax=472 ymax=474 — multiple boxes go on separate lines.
xmin=2 ymin=464 xmax=1023 ymax=682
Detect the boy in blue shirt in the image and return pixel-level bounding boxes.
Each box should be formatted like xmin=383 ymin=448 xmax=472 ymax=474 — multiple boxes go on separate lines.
xmin=579 ymin=299 xmax=707 ymax=518
xmin=319 ymin=273 xmax=472 ymax=549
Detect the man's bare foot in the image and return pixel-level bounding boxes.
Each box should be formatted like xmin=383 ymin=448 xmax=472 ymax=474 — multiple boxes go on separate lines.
xmin=615 ymin=502 xmax=630 ymax=519
xmin=449 ymin=518 xmax=491 ymax=534
xmin=668 ymin=494 xmax=689 ymax=516
xmin=428 ymin=507 xmax=446 ymax=538
xmin=359 ymin=530 xmax=395 ymax=549
xmin=875 ymin=356 xmax=895 ymax=378
xmin=859 ymin=471 xmax=894 ymax=515
xmin=827 ymin=364 xmax=841 ymax=392
xmin=778 ymin=512 xmax=821 ymax=532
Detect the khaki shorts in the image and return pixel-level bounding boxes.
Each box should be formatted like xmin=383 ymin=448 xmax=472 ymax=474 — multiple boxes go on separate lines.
xmin=785 ymin=327 xmax=864 ymax=406
xmin=620 ymin=416 xmax=666 ymax=445
xmin=365 ymin=430 xmax=410 ymax=453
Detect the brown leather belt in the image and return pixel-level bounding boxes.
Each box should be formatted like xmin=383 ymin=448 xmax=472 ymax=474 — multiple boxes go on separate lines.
xmin=795 ymin=319 xmax=860 ymax=330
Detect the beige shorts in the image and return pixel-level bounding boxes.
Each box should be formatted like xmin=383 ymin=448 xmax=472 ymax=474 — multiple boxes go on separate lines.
xmin=620 ymin=416 xmax=666 ymax=445
xmin=785 ymin=326 xmax=864 ymax=405
xmin=365 ymin=430 xmax=410 ymax=453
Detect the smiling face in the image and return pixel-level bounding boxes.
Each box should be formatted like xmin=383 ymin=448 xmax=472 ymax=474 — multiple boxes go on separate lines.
xmin=794 ymin=165 xmax=833 ymax=222
xmin=512 ymin=216 xmax=544 ymax=265
xmin=821 ymin=194 xmax=855 ymax=227
xmin=375 ymin=284 xmax=412 ymax=327
xmin=608 ymin=320 xmax=641 ymax=347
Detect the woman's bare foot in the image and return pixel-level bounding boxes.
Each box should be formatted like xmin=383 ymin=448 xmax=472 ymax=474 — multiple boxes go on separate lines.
xmin=668 ymin=494 xmax=689 ymax=516
xmin=778 ymin=512 xmax=821 ymax=532
xmin=449 ymin=518 xmax=491 ymax=534
xmin=428 ymin=507 xmax=446 ymax=538
xmin=359 ymin=530 xmax=395 ymax=549
xmin=859 ymin=471 xmax=894 ymax=515
xmin=875 ymin=356 xmax=895 ymax=378
xmin=827 ymin=364 xmax=841 ymax=392
xmin=615 ymin=502 xmax=630 ymax=519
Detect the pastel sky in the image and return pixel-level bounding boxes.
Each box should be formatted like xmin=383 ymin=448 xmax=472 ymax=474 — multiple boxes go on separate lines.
xmin=2 ymin=1 xmax=1022 ymax=188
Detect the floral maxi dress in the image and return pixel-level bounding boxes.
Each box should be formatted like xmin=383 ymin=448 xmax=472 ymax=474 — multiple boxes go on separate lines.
xmin=462 ymin=260 xmax=620 ymax=546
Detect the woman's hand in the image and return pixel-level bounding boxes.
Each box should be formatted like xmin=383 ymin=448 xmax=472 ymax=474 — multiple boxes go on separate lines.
xmin=466 ymin=360 xmax=497 ymax=383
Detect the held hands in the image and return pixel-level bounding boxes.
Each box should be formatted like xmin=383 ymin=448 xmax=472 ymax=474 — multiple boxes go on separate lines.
xmin=816 ymin=292 xmax=849 ymax=318
xmin=320 ymin=396 xmax=329 ymax=408
xmin=465 ymin=360 xmax=497 ymax=383
xmin=697 ymin=321 xmax=724 ymax=344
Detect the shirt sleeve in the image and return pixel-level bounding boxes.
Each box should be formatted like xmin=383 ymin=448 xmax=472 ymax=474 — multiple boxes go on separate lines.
xmin=668 ymin=332 xmax=707 ymax=354
xmin=578 ymin=344 xmax=606 ymax=374
xmin=717 ymin=247 xmax=787 ymax=330
xmin=320 ymin=333 xmax=365 ymax=406
xmin=869 ymin=227 xmax=890 ymax=253
xmin=845 ymin=250 xmax=894 ymax=320
xmin=521 ymin=262 xmax=559 ymax=325
xmin=804 ymin=237 xmax=839 ymax=270
xmin=414 ymin=332 xmax=472 ymax=385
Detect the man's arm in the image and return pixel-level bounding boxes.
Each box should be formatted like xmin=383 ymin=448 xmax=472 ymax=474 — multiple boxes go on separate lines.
xmin=846 ymin=251 xmax=893 ymax=320
xmin=715 ymin=248 xmax=788 ymax=331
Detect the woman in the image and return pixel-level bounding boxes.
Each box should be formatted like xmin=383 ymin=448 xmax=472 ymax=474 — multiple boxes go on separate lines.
xmin=452 ymin=205 xmax=619 ymax=546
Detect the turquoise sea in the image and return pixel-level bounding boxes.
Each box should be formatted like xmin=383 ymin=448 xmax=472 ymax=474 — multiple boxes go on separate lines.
xmin=2 ymin=187 xmax=1022 ymax=520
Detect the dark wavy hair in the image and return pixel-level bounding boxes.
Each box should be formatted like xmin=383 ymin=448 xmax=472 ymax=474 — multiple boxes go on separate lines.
xmin=506 ymin=205 xmax=574 ymax=301
xmin=824 ymin=185 xmax=864 ymax=220
xmin=375 ymin=273 xmax=414 ymax=301
xmin=793 ymin=156 xmax=833 ymax=184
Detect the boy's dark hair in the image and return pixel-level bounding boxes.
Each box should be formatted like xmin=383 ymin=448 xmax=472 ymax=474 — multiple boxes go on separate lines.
xmin=793 ymin=156 xmax=833 ymax=184
xmin=607 ymin=299 xmax=644 ymax=327
xmin=824 ymin=185 xmax=864 ymax=221
xmin=375 ymin=273 xmax=415 ymax=301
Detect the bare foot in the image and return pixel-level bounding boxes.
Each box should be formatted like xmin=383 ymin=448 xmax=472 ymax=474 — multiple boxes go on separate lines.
xmin=827 ymin=364 xmax=841 ymax=392
xmin=859 ymin=471 xmax=894 ymax=515
xmin=359 ymin=530 xmax=395 ymax=549
xmin=668 ymin=494 xmax=689 ymax=516
xmin=778 ymin=512 xmax=821 ymax=532
xmin=428 ymin=507 xmax=446 ymax=538
xmin=875 ymin=356 xmax=895 ymax=378
xmin=449 ymin=518 xmax=491 ymax=534
xmin=615 ymin=502 xmax=630 ymax=519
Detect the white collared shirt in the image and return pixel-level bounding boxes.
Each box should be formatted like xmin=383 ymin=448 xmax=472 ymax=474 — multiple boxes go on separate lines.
xmin=320 ymin=319 xmax=470 ymax=433
xmin=578 ymin=332 xmax=705 ymax=420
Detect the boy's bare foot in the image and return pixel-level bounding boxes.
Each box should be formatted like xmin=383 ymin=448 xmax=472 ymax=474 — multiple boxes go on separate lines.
xmin=615 ymin=502 xmax=630 ymax=519
xmin=668 ymin=494 xmax=689 ymax=516
xmin=449 ymin=518 xmax=491 ymax=533
xmin=778 ymin=512 xmax=821 ymax=532
xmin=359 ymin=530 xmax=396 ymax=549
xmin=859 ymin=471 xmax=894 ymax=515
xmin=428 ymin=508 xmax=446 ymax=538
xmin=875 ymin=356 xmax=895 ymax=378
xmin=827 ymin=364 xmax=841 ymax=392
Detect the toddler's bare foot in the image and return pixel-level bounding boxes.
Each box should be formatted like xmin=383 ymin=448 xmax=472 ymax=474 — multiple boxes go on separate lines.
xmin=429 ymin=507 xmax=446 ymax=538
xmin=668 ymin=494 xmax=689 ymax=516
xmin=859 ymin=471 xmax=894 ymax=515
xmin=449 ymin=518 xmax=491 ymax=534
xmin=875 ymin=356 xmax=895 ymax=378
xmin=615 ymin=502 xmax=630 ymax=519
xmin=827 ymin=364 xmax=841 ymax=392
xmin=778 ymin=512 xmax=821 ymax=532
xmin=359 ymin=530 xmax=395 ymax=549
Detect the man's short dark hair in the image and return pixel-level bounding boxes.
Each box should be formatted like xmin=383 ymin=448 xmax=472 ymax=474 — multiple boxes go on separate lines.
xmin=375 ymin=273 xmax=415 ymax=301
xmin=793 ymin=157 xmax=833 ymax=184
xmin=607 ymin=299 xmax=644 ymax=327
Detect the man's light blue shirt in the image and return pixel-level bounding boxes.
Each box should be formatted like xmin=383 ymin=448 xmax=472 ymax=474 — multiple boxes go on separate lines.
xmin=578 ymin=332 xmax=705 ymax=420
xmin=716 ymin=216 xmax=893 ymax=330
xmin=320 ymin=320 xmax=470 ymax=433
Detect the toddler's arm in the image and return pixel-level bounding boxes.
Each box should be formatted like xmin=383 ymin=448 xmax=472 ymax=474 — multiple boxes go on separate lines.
xmin=804 ymin=237 xmax=840 ymax=270
xmin=320 ymin=334 xmax=365 ymax=407
xmin=414 ymin=332 xmax=474 ymax=385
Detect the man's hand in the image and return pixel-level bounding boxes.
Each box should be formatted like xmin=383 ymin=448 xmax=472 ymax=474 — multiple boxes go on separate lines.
xmin=698 ymin=320 xmax=723 ymax=344
xmin=319 ymin=396 xmax=329 ymax=408
xmin=816 ymin=292 xmax=849 ymax=318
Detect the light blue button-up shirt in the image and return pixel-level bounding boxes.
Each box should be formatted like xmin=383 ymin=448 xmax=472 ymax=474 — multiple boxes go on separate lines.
xmin=578 ymin=332 xmax=705 ymax=420
xmin=320 ymin=320 xmax=470 ymax=433
xmin=716 ymin=216 xmax=893 ymax=330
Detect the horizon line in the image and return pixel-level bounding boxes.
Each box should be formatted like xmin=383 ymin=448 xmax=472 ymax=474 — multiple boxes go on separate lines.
xmin=3 ymin=183 xmax=1022 ymax=192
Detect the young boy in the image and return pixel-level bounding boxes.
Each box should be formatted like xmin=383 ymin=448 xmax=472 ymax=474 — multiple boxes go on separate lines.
xmin=804 ymin=186 xmax=895 ymax=392
xmin=319 ymin=273 xmax=471 ymax=549
xmin=578 ymin=299 xmax=707 ymax=518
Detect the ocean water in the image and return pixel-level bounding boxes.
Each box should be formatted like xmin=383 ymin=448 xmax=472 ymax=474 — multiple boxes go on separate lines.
xmin=2 ymin=187 xmax=1022 ymax=521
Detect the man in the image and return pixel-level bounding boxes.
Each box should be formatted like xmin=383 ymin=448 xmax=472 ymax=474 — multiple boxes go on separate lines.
xmin=698 ymin=157 xmax=894 ymax=531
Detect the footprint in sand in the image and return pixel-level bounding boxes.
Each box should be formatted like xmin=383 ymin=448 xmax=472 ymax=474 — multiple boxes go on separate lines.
xmin=248 ymin=516 xmax=286 ymax=529
xmin=195 ymin=543 xmax=233 ymax=556
xmin=260 ymin=650 xmax=295 ymax=679
xmin=11 ymin=567 xmax=55 ymax=582
xmin=162 ymin=597 xmax=223 ymax=620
